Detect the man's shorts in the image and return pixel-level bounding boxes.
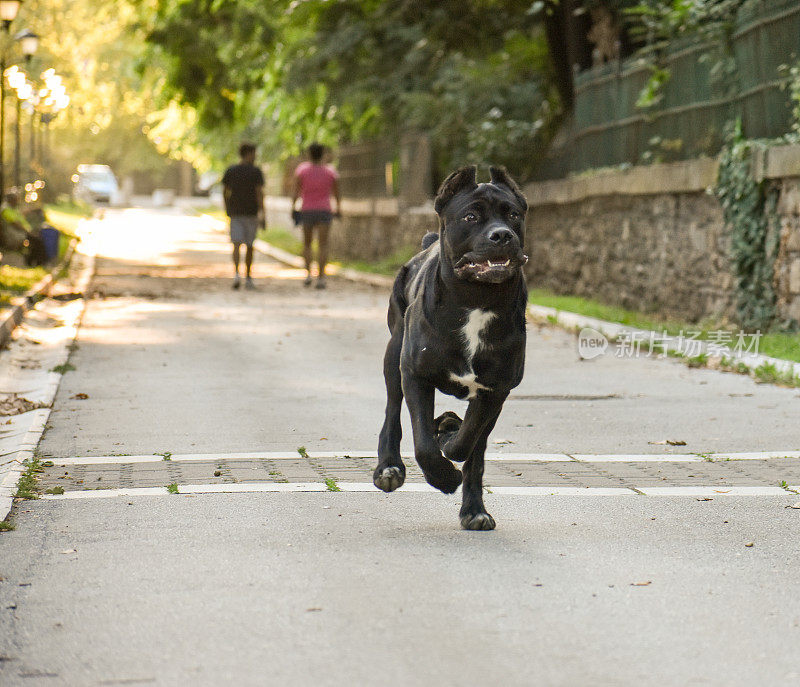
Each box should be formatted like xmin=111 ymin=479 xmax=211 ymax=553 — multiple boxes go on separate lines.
xmin=229 ymin=215 xmax=259 ymax=245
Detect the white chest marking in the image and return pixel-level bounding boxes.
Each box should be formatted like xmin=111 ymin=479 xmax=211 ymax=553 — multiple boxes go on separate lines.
xmin=451 ymin=309 xmax=496 ymax=399
xmin=449 ymin=371 xmax=490 ymax=400
xmin=461 ymin=309 xmax=496 ymax=364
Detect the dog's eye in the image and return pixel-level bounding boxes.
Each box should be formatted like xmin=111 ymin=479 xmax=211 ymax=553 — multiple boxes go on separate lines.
xmin=463 ymin=212 xmax=478 ymax=222
xmin=508 ymin=210 xmax=520 ymax=221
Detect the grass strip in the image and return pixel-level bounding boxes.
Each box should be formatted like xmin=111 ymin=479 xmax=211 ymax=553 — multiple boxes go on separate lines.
xmin=528 ymin=288 xmax=800 ymax=364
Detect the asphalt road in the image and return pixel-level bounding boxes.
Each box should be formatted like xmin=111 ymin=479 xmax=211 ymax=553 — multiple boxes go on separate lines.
xmin=1 ymin=207 xmax=799 ymax=686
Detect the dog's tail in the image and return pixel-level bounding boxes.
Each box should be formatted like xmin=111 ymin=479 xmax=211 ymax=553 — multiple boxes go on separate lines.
xmin=421 ymin=232 xmax=439 ymax=249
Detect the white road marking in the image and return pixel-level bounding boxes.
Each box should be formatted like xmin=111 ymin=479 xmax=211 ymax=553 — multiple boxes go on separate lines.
xmin=38 ymin=482 xmax=797 ymax=499
xmin=570 ymin=453 xmax=703 ymax=462
xmin=710 ymin=451 xmax=800 ymax=460
xmin=47 ymin=449 xmax=800 ymax=466
xmin=488 ymin=486 xmax=636 ymax=496
xmin=486 ymin=453 xmax=571 ymax=461
xmin=180 ymin=482 xmax=328 ymax=493
xmin=636 ymin=486 xmax=790 ymax=496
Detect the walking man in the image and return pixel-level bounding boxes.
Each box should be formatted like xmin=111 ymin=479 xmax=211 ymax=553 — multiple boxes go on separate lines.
xmin=222 ymin=142 xmax=265 ymax=289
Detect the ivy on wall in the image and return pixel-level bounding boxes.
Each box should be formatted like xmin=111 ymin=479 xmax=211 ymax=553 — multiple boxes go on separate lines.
xmin=715 ymin=122 xmax=780 ymax=332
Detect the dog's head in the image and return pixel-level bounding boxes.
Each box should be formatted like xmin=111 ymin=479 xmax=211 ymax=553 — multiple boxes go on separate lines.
xmin=434 ymin=166 xmax=528 ymax=284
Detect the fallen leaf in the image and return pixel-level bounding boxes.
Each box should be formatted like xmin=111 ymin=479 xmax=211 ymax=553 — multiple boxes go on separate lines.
xmin=70 ymin=393 xmax=89 ymax=400
xmin=788 ymin=502 xmax=800 ymax=509
xmin=696 ymin=497 xmax=713 ymax=501
xmin=648 ymin=439 xmax=687 ymax=446
xmin=744 ymin=542 xmax=754 ymax=547
xmin=630 ymin=581 xmax=652 ymax=586
xmin=59 ymin=549 xmax=77 ymax=555
xmin=493 ymin=438 xmax=514 ymax=445
xmin=306 ymin=607 xmax=322 ymax=612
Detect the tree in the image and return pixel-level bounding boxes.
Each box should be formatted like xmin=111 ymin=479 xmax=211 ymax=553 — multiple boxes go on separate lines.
xmin=140 ymin=0 xmax=562 ymax=180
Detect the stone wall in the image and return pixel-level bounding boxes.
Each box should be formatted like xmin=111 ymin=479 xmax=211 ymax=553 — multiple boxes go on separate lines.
xmin=523 ymin=153 xmax=800 ymax=325
xmin=775 ymin=179 xmax=800 ymax=324
xmin=524 ymin=191 xmax=732 ymax=321
xmin=304 ymin=148 xmax=800 ymax=327
xmin=328 ymin=199 xmax=437 ymax=262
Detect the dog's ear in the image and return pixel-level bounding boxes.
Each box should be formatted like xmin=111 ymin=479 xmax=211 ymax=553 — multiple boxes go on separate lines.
xmin=489 ymin=166 xmax=528 ymax=213
xmin=434 ymin=166 xmax=478 ymax=215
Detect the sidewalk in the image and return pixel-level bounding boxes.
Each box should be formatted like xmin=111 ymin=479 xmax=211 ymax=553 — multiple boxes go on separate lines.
xmin=2 ymin=207 xmax=800 ymax=687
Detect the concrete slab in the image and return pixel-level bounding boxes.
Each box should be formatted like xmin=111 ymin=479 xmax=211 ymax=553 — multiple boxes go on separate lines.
xmin=2 ymin=493 xmax=800 ymax=686
xmin=34 ymin=209 xmax=800 ymax=460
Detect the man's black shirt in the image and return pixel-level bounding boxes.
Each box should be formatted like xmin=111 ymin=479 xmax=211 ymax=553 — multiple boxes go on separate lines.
xmin=222 ymin=163 xmax=264 ymax=217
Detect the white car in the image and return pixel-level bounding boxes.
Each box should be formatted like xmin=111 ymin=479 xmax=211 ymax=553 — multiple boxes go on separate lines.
xmin=72 ymin=164 xmax=120 ymax=205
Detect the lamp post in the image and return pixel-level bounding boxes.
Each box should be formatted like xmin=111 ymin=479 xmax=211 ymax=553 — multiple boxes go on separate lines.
xmin=8 ymin=30 xmax=36 ymax=189
xmin=12 ymin=76 xmax=32 ymax=189
xmin=0 ymin=0 xmax=22 ymax=196
xmin=37 ymin=70 xmax=67 ymax=171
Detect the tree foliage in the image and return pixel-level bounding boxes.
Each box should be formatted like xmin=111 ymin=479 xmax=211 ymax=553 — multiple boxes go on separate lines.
xmin=15 ymin=0 xmax=177 ymax=187
xmin=139 ymin=0 xmax=560 ymax=180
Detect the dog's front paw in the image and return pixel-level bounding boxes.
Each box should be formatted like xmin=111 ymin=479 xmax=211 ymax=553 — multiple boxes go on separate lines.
xmin=373 ymin=466 xmax=405 ymax=492
xmin=425 ymin=464 xmax=462 ymax=494
xmin=460 ymin=512 xmax=496 ymax=531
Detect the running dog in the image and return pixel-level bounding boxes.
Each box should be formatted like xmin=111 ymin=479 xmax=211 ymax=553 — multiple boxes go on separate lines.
xmin=374 ymin=166 xmax=528 ymax=530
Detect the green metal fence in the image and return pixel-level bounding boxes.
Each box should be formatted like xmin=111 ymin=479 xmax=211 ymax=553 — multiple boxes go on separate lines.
xmin=536 ymin=0 xmax=800 ymax=180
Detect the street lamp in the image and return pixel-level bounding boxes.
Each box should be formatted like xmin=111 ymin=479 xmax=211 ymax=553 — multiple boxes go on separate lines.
xmin=15 ymin=28 xmax=37 ymax=61
xmin=0 ymin=0 xmax=23 ymax=195
xmin=0 ymin=1 xmax=21 ymax=31
xmin=8 ymin=67 xmax=32 ymax=189
xmin=34 ymin=70 xmax=68 ymax=171
xmin=3 ymin=30 xmax=36 ymax=190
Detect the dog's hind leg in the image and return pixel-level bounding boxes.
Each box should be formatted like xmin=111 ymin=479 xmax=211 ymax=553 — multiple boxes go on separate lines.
xmin=434 ymin=411 xmax=463 ymax=455
xmin=402 ymin=377 xmax=462 ymax=494
xmin=374 ymin=328 xmax=406 ymax=492
xmin=459 ymin=408 xmax=503 ymax=531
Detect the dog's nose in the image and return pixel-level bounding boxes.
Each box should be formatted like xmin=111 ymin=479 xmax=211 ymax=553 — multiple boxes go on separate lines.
xmin=487 ymin=227 xmax=514 ymax=245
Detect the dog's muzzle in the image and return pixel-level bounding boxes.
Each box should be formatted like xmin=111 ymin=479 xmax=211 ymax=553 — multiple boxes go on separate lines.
xmin=453 ymin=252 xmax=528 ymax=283
xmin=453 ymin=225 xmax=527 ymax=283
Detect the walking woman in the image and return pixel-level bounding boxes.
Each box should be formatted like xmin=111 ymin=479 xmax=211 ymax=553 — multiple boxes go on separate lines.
xmin=291 ymin=143 xmax=341 ymax=289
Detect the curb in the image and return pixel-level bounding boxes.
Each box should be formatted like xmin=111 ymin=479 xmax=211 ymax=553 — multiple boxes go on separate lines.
xmin=527 ymin=303 xmax=800 ymax=379
xmin=0 ymin=246 xmax=96 ymax=521
xmin=0 ymin=238 xmax=78 ymax=348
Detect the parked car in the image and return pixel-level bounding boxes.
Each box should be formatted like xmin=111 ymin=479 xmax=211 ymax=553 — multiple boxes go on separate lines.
xmin=71 ymin=164 xmax=120 ymax=205
xmin=193 ymin=171 xmax=219 ymax=197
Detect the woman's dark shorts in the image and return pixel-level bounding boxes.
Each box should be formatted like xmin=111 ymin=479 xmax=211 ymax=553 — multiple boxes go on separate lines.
xmin=300 ymin=210 xmax=333 ymax=226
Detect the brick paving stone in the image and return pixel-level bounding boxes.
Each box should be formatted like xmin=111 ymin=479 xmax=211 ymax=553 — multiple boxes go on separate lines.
xmin=35 ymin=456 xmax=800 ymax=493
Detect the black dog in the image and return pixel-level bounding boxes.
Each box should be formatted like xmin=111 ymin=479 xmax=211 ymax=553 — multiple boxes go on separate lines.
xmin=374 ymin=166 xmax=528 ymax=530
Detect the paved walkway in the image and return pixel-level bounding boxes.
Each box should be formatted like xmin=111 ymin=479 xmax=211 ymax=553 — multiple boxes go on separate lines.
xmin=1 ymin=207 xmax=799 ymax=686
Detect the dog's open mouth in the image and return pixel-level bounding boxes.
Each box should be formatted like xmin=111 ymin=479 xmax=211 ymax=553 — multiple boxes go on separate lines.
xmin=453 ymin=255 xmax=527 ymax=283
